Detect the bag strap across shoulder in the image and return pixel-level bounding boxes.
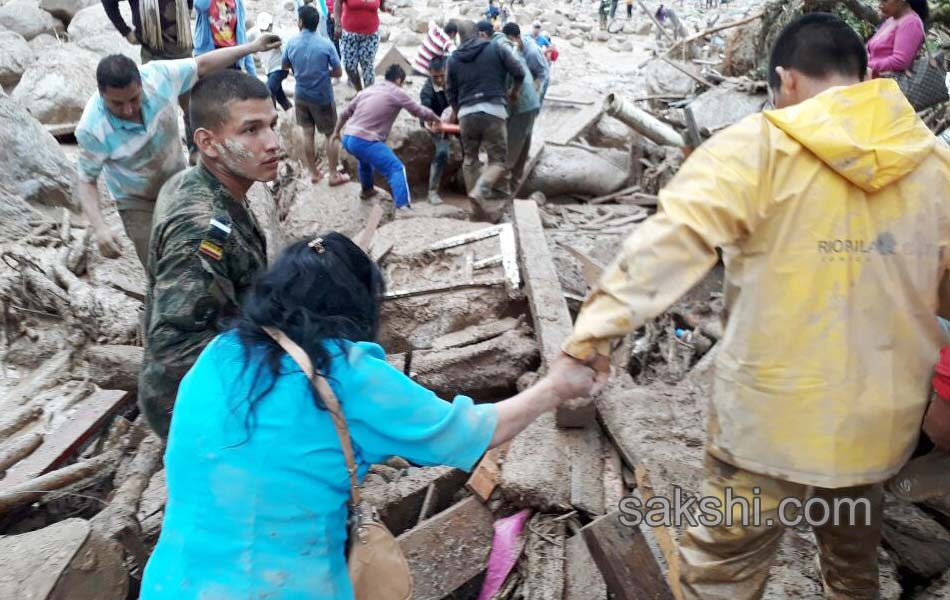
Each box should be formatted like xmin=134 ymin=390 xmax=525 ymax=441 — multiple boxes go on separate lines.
xmin=263 ymin=326 xmax=362 ymax=507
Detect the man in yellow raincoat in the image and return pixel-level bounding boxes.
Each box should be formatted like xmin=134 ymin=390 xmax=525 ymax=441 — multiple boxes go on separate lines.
xmin=559 ymin=13 xmax=950 ymax=599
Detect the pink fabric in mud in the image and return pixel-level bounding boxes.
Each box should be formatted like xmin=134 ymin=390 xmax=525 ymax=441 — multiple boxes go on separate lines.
xmin=867 ymin=12 xmax=925 ymax=75
xmin=477 ymin=509 xmax=532 ymax=600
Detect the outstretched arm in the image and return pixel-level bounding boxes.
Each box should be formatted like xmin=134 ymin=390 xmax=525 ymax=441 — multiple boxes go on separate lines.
xmin=195 ymin=34 xmax=280 ymax=77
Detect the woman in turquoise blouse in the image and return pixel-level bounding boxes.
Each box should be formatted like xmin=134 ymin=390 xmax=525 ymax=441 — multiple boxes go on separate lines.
xmin=140 ymin=232 xmax=595 ymax=599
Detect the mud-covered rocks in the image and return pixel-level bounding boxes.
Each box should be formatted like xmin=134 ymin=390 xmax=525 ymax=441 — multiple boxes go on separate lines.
xmin=0 ymin=94 xmax=73 ymax=208
xmin=0 ymin=0 xmax=64 ymax=40
xmin=11 ymin=45 xmax=99 ymax=126
xmin=0 ymin=30 xmax=34 ymax=90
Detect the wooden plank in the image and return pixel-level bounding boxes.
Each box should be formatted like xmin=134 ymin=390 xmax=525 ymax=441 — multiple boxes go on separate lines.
xmin=565 ymin=532 xmax=608 ymax=600
xmin=522 ymin=514 xmax=566 ymax=600
xmin=354 ymin=203 xmax=384 ymax=252
xmin=431 ymin=317 xmax=521 ymax=351
xmin=512 ymin=199 xmax=596 ymax=427
xmin=466 ymin=448 xmax=502 ymax=501
xmin=512 ymin=139 xmax=546 ymax=199
xmin=547 ymin=105 xmax=603 ymax=146
xmin=0 ymin=389 xmax=130 ymax=490
xmin=363 ymin=466 xmax=467 ymax=537
xmin=581 ymin=511 xmax=675 ymax=600
xmin=398 ymin=496 xmax=495 ymax=599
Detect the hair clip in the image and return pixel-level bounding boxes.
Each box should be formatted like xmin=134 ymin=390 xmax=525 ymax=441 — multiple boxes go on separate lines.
xmin=309 ymin=237 xmax=326 ymax=254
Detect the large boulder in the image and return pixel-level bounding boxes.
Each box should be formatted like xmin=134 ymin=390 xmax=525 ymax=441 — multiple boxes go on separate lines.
xmin=39 ymin=0 xmax=98 ymax=24
xmin=0 ymin=30 xmax=34 ymax=90
xmin=74 ymin=33 xmax=140 ymax=62
xmin=68 ymin=2 xmax=132 ymax=41
xmin=645 ymin=58 xmax=695 ymax=98
xmin=0 ymin=95 xmax=74 ymax=208
xmin=11 ymin=44 xmax=99 ymax=126
xmin=687 ymin=85 xmax=767 ymax=133
xmin=0 ymin=188 xmax=41 ymax=240
xmin=385 ymin=109 xmax=462 ymax=189
xmin=524 ymin=144 xmax=632 ymax=199
xmin=29 ymin=32 xmax=63 ymax=53
xmin=0 ymin=0 xmax=65 ymax=40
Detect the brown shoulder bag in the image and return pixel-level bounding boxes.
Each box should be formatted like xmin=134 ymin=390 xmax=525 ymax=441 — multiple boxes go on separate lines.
xmin=264 ymin=327 xmax=413 ymax=600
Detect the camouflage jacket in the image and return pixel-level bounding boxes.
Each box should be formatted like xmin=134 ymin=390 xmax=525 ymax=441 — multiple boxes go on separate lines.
xmin=139 ymin=165 xmax=267 ymax=437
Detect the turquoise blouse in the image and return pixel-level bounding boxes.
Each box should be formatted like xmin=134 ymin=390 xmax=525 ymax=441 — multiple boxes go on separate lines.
xmin=140 ymin=330 xmax=498 ymax=599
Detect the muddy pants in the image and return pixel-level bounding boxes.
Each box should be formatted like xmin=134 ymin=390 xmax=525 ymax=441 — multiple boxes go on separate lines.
xmin=117 ymin=200 xmax=156 ymax=267
xmin=429 ymin=133 xmax=450 ymax=193
xmin=501 ymin=109 xmax=538 ymax=195
xmin=460 ymin=112 xmax=508 ymax=194
xmin=678 ymin=453 xmax=883 ymax=600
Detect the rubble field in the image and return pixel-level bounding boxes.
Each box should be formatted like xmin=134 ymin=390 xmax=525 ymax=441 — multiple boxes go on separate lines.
xmin=2 ymin=0 xmax=950 ymax=598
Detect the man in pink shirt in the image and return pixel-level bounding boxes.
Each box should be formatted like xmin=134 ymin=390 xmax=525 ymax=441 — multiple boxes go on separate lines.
xmin=867 ymin=0 xmax=926 ymax=76
xmin=332 ymin=64 xmax=440 ymax=210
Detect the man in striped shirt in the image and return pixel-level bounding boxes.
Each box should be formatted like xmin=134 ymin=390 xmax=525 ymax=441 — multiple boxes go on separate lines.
xmin=413 ymin=19 xmax=458 ymax=77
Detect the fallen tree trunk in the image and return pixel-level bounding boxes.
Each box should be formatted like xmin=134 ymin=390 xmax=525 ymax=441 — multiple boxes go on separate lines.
xmin=0 ymin=449 xmax=121 ymax=517
xmin=91 ymin=434 xmax=164 ymax=567
xmin=0 ymin=432 xmax=43 ymax=474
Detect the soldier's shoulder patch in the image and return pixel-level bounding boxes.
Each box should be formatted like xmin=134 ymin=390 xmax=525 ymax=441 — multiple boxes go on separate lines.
xmin=199 ymin=239 xmax=224 ymax=261
xmin=198 ymin=215 xmax=232 ymax=262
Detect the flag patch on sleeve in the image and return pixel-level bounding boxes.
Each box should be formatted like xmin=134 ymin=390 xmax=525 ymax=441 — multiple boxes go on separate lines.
xmin=199 ymin=240 xmax=224 ymax=261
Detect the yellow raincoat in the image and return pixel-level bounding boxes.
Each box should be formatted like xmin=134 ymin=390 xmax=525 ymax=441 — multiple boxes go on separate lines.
xmin=563 ymin=79 xmax=950 ymax=488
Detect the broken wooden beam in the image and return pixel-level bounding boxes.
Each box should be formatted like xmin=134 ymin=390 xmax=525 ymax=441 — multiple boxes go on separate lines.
xmin=547 ymin=105 xmax=604 ymax=147
xmin=383 ymin=278 xmax=506 ymax=300
xmin=0 ymin=389 xmax=131 ymax=489
xmin=430 ymin=317 xmax=521 ymax=351
xmin=466 ymin=447 xmax=502 ymax=502
xmin=428 ymin=225 xmax=503 ymax=251
xmin=581 ymin=511 xmax=675 ymax=600
xmin=512 ymin=199 xmax=595 ymax=427
xmin=565 ymin=531 xmax=608 ymax=600
xmin=354 ymin=203 xmax=384 ymax=252
xmin=397 ymin=496 xmax=495 ymax=599
xmin=363 ymin=466 xmax=468 ymax=537
xmin=522 ymin=513 xmax=567 ymax=600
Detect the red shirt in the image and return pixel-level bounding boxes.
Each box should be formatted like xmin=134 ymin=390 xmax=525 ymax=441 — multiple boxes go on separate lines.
xmin=209 ymin=0 xmax=238 ymax=47
xmin=341 ymin=0 xmax=380 ymax=35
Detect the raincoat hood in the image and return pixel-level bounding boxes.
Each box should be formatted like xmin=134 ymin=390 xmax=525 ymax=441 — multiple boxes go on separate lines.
xmin=453 ymin=39 xmax=490 ymax=63
xmin=763 ymin=78 xmax=935 ymax=193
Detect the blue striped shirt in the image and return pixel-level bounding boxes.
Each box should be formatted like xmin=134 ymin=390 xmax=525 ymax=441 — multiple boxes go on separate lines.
xmin=76 ymin=59 xmax=198 ymax=208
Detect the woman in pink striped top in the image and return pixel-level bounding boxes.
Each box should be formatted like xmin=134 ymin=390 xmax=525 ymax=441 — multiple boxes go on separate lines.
xmin=866 ymin=0 xmax=927 ymax=76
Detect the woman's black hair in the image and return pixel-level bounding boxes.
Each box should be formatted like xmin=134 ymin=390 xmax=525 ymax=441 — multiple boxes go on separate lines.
xmin=232 ymin=232 xmax=385 ymax=435
xmin=908 ymin=0 xmax=929 ymax=23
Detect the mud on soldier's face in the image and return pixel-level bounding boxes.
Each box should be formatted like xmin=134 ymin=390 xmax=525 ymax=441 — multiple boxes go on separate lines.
xmin=205 ymin=98 xmax=283 ymax=182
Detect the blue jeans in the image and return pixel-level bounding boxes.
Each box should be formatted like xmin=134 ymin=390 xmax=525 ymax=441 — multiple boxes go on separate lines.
xmin=267 ymin=70 xmax=291 ymax=110
xmin=429 ymin=133 xmax=450 ymax=192
xmin=342 ymin=135 xmax=411 ymax=208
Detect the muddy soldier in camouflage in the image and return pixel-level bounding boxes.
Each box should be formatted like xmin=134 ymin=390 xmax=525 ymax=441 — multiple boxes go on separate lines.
xmin=139 ymin=70 xmax=283 ymax=437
